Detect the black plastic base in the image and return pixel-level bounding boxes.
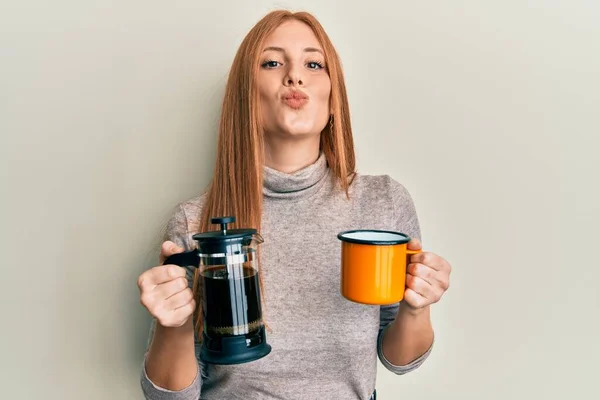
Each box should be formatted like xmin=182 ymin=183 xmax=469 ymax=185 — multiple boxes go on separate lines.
xmin=200 ymin=326 xmax=272 ymax=365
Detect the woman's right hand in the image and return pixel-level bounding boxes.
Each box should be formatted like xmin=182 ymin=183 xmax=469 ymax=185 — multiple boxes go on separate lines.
xmin=137 ymin=241 xmax=196 ymax=328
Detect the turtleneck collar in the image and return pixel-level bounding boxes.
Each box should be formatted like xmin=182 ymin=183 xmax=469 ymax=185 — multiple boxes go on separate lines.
xmin=263 ymin=152 xmax=329 ymax=199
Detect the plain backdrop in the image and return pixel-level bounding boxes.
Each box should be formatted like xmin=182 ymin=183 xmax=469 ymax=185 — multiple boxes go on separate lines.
xmin=1 ymin=1 xmax=598 ymax=399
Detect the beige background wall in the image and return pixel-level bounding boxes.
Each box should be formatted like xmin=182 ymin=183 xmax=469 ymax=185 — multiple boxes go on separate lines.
xmin=1 ymin=1 xmax=598 ymax=399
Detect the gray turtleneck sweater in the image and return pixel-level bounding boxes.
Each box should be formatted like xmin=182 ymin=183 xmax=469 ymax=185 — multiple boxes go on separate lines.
xmin=140 ymin=154 xmax=433 ymax=399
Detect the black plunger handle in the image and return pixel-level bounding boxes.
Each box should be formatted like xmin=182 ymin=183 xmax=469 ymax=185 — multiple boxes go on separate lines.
xmin=211 ymin=216 xmax=235 ymax=233
xmin=163 ymin=250 xmax=200 ymax=267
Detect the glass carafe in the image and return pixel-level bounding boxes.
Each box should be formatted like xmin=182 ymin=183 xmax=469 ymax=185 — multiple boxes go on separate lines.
xmin=164 ymin=216 xmax=271 ymax=365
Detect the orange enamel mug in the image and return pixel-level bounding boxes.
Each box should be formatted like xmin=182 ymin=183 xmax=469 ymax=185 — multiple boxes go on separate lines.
xmin=337 ymin=230 xmax=422 ymax=305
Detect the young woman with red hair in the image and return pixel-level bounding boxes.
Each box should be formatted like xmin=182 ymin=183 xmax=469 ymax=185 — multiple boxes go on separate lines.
xmin=137 ymin=10 xmax=451 ymax=400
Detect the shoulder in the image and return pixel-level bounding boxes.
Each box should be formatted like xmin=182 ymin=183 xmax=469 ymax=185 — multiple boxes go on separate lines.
xmin=177 ymin=192 xmax=208 ymax=221
xmin=351 ymin=173 xmax=413 ymax=202
xmin=163 ymin=192 xmax=208 ymax=246
xmin=350 ymin=173 xmax=419 ymax=235
xmin=175 ymin=192 xmax=208 ymax=235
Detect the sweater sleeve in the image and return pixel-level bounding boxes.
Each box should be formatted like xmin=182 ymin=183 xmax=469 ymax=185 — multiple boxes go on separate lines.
xmin=140 ymin=203 xmax=202 ymax=399
xmin=377 ymin=177 xmax=433 ymax=375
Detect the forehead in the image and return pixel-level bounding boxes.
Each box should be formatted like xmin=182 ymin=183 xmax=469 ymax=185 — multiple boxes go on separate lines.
xmin=263 ymin=20 xmax=322 ymax=50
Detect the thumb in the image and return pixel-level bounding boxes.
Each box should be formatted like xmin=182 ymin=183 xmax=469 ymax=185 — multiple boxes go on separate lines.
xmin=160 ymin=240 xmax=185 ymax=263
xmin=407 ymin=237 xmax=422 ymax=251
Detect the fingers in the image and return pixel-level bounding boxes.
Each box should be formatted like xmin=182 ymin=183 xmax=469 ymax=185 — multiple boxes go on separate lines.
xmin=410 ymin=251 xmax=451 ymax=273
xmin=168 ymin=299 xmax=197 ymax=327
xmin=137 ymin=264 xmax=187 ymax=289
xmin=165 ymin=287 xmax=194 ymax=310
xmin=407 ymin=263 xmax=437 ymax=285
xmin=154 ymin=276 xmax=189 ymax=300
xmin=407 ymin=238 xmax=422 ymax=251
xmin=403 ymin=288 xmax=429 ymax=309
xmin=137 ymin=241 xmax=194 ymax=328
xmin=138 ymin=272 xmax=195 ymax=328
xmin=406 ymin=274 xmax=438 ymax=300
xmin=404 ymin=251 xmax=452 ymax=311
xmin=408 ymin=262 xmax=450 ymax=289
xmin=154 ymin=295 xmax=196 ymax=328
xmin=159 ymin=241 xmax=185 ymax=264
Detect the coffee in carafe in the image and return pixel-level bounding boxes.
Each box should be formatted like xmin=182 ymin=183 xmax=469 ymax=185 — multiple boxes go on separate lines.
xmin=203 ymin=265 xmax=262 ymax=336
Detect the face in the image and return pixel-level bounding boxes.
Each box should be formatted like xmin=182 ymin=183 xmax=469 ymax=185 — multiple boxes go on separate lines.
xmin=257 ymin=20 xmax=332 ymax=138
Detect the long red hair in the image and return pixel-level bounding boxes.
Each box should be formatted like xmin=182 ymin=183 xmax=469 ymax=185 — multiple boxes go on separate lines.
xmin=191 ymin=10 xmax=356 ymax=336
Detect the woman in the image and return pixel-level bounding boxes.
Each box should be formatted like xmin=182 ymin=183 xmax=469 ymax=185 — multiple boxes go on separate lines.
xmin=138 ymin=10 xmax=451 ymax=400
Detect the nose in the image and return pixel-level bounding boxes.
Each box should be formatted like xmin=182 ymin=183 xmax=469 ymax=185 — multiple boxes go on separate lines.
xmin=284 ymin=62 xmax=304 ymax=86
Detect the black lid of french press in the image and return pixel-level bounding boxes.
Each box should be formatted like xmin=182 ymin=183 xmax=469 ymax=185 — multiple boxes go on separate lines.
xmin=192 ymin=216 xmax=256 ymax=255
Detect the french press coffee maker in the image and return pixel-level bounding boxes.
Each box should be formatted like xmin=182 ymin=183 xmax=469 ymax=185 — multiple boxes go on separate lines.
xmin=163 ymin=216 xmax=271 ymax=365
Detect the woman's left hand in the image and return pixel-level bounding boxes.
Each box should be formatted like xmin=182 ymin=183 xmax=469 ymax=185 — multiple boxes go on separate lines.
xmin=403 ymin=238 xmax=451 ymax=312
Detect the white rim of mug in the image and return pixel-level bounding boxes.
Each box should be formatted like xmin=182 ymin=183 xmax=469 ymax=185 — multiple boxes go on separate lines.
xmin=337 ymin=229 xmax=410 ymax=245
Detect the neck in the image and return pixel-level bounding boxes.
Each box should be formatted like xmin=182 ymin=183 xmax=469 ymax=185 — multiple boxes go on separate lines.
xmin=263 ymin=133 xmax=321 ymax=174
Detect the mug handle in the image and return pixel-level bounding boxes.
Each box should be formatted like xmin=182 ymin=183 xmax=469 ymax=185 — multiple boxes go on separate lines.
xmin=163 ymin=250 xmax=200 ymax=267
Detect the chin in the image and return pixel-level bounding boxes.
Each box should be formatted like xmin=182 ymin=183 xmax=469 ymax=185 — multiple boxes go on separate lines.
xmin=279 ymin=119 xmax=326 ymax=137
xmin=280 ymin=128 xmax=321 ymax=138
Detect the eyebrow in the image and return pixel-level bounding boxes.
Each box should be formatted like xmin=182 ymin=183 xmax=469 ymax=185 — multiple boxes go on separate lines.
xmin=263 ymin=46 xmax=324 ymax=55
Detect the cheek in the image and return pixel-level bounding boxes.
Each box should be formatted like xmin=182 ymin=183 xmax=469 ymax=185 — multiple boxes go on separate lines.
xmin=311 ymin=80 xmax=331 ymax=131
xmin=313 ymin=77 xmax=332 ymax=113
xmin=259 ymin=85 xmax=275 ymax=105
xmin=258 ymin=74 xmax=280 ymax=106
xmin=258 ymin=86 xmax=280 ymax=128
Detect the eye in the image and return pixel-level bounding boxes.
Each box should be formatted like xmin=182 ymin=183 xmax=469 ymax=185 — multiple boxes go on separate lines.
xmin=261 ymin=60 xmax=281 ymax=69
xmin=306 ymin=61 xmax=324 ymax=70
